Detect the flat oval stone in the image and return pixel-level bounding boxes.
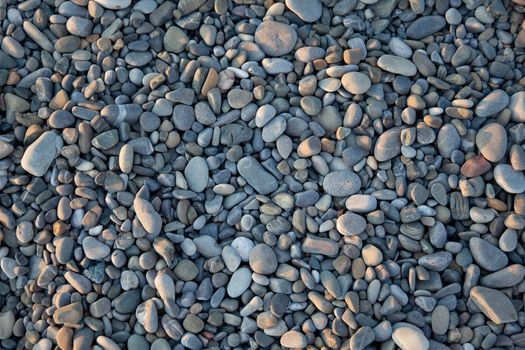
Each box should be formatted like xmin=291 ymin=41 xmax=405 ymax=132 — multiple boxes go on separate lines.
xmin=475 ymin=89 xmax=509 ymax=117
xmin=469 ymin=237 xmax=508 ymax=272
xmin=262 ymin=58 xmax=294 ymax=74
xmin=377 ymin=55 xmax=417 ymax=76
xmin=323 ymin=171 xmax=361 ymax=196
xmin=374 ymin=127 xmax=403 ymax=161
xmin=0 ymin=311 xmax=14 ymax=340
xmin=392 ymin=322 xmax=429 ymax=350
xmin=249 ymin=244 xmax=278 ymax=275
xmin=418 ymin=252 xmax=452 ymax=271
xmin=184 ymin=156 xmax=209 ymax=192
xmin=237 ymin=156 xmax=278 ymax=195
xmin=337 ymin=212 xmax=367 ymax=236
xmin=509 ymin=91 xmax=525 ymax=122
xmin=480 ymin=264 xmax=525 ymax=288
xmin=254 ymin=21 xmax=297 ymax=56
xmin=437 ymin=124 xmax=460 ymax=158
xmin=95 ymin=0 xmax=131 ymax=9
xmin=406 ymin=15 xmax=446 ymax=39
xmin=82 ymin=237 xmax=110 ymax=260
xmin=494 ymin=164 xmax=525 ymax=194
xmin=164 ymin=26 xmax=189 ymax=53
xmin=285 ymin=0 xmax=322 ymax=22
xmin=341 ymin=72 xmax=371 ymax=95
xmin=461 ymin=155 xmax=491 ymax=177
xmin=475 ymin=123 xmax=507 ymax=162
xmin=470 ymin=286 xmax=518 ymax=324
xmin=48 ymin=110 xmax=75 ymax=129
xmin=280 ymin=330 xmax=307 ymax=348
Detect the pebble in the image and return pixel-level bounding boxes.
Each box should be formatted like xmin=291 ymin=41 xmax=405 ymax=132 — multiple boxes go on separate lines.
xmin=280 ymin=330 xmax=307 ymax=348
xmin=249 ymin=244 xmax=278 ymax=275
xmin=21 ymin=131 xmax=62 ymax=177
xmin=323 ymin=171 xmax=361 ymax=196
xmin=185 ymin=157 xmax=209 ymax=192
xmin=475 ymin=90 xmax=509 ymax=117
xmin=406 ymin=16 xmax=446 ymax=39
xmin=82 ymin=237 xmax=110 ymax=260
xmin=0 ymin=311 xmax=14 ymax=340
xmin=254 ymin=21 xmax=297 ymax=56
xmin=475 ymin=123 xmax=507 ymax=162
xmin=341 ymin=72 xmax=371 ymax=95
xmin=480 ymin=264 xmax=525 ymax=288
xmin=164 ymin=26 xmax=189 ymax=54
xmin=374 ymin=127 xmax=403 ymax=161
xmin=493 ymin=164 xmax=525 ymax=194
xmin=237 ymin=156 xmax=278 ymax=195
xmin=510 ymin=91 xmax=525 ymax=122
xmin=95 ymin=0 xmax=131 ymax=9
xmin=134 ymin=186 xmax=163 ymax=235
xmin=470 ymin=286 xmax=518 ymax=324
xmin=469 ymin=237 xmax=508 ymax=272
xmin=285 ymin=0 xmax=322 ymax=22
xmin=337 ymin=212 xmax=367 ymax=236
xmin=377 ymin=55 xmax=417 ymax=76
xmin=392 ymin=323 xmax=429 ymax=350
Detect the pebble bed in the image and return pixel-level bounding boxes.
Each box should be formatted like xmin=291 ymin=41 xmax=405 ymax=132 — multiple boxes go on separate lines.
xmin=1 ymin=0 xmax=525 ymax=349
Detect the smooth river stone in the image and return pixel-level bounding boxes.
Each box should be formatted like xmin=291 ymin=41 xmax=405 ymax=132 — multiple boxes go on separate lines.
xmin=322 ymin=171 xmax=361 ymax=196
xmin=470 ymin=286 xmax=518 ymax=324
xmin=249 ymin=244 xmax=278 ymax=275
xmin=237 ymin=156 xmax=278 ymax=195
xmin=374 ymin=127 xmax=403 ymax=161
xmin=341 ymin=72 xmax=371 ymax=95
xmin=134 ymin=186 xmax=162 ymax=235
xmin=21 ymin=131 xmax=62 ymax=177
xmin=406 ymin=15 xmax=446 ymax=39
xmin=494 ymin=164 xmax=525 ymax=194
xmin=475 ymin=123 xmax=507 ymax=162
xmin=509 ymin=91 xmax=525 ymax=122
xmin=227 ymin=267 xmax=252 ymax=297
xmin=475 ymin=89 xmax=509 ymax=117
xmin=254 ymin=21 xmax=297 ymax=56
xmin=95 ymin=0 xmax=131 ymax=9
xmin=480 ymin=264 xmax=525 ymax=288
xmin=336 ymin=212 xmax=367 ymax=236
xmin=184 ymin=156 xmax=209 ymax=192
xmin=392 ymin=322 xmax=429 ymax=350
xmin=469 ymin=237 xmax=508 ymax=272
xmin=285 ymin=0 xmax=322 ymax=22
xmin=377 ymin=55 xmax=417 ymax=76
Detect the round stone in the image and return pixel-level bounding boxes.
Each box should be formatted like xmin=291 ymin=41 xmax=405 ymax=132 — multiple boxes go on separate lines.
xmin=184 ymin=156 xmax=209 ymax=192
xmin=323 ymin=171 xmax=361 ymax=196
xmin=362 ymin=244 xmax=383 ymax=266
xmin=475 ymin=90 xmax=509 ymax=118
xmin=164 ymin=26 xmax=189 ymax=53
xmin=341 ymin=72 xmax=371 ymax=95
xmin=475 ymin=123 xmax=507 ymax=162
xmin=510 ymin=91 xmax=525 ymax=122
xmin=337 ymin=212 xmax=367 ymax=236
xmin=83 ymin=237 xmax=110 ymax=260
xmin=249 ymin=244 xmax=278 ymax=275
xmin=392 ymin=323 xmax=429 ymax=350
xmin=254 ymin=21 xmax=297 ymax=56
xmin=227 ymin=267 xmax=252 ymax=297
xmin=494 ymin=164 xmax=525 ymax=194
xmin=280 ymin=330 xmax=307 ymax=348
xmin=285 ymin=0 xmax=322 ymax=22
